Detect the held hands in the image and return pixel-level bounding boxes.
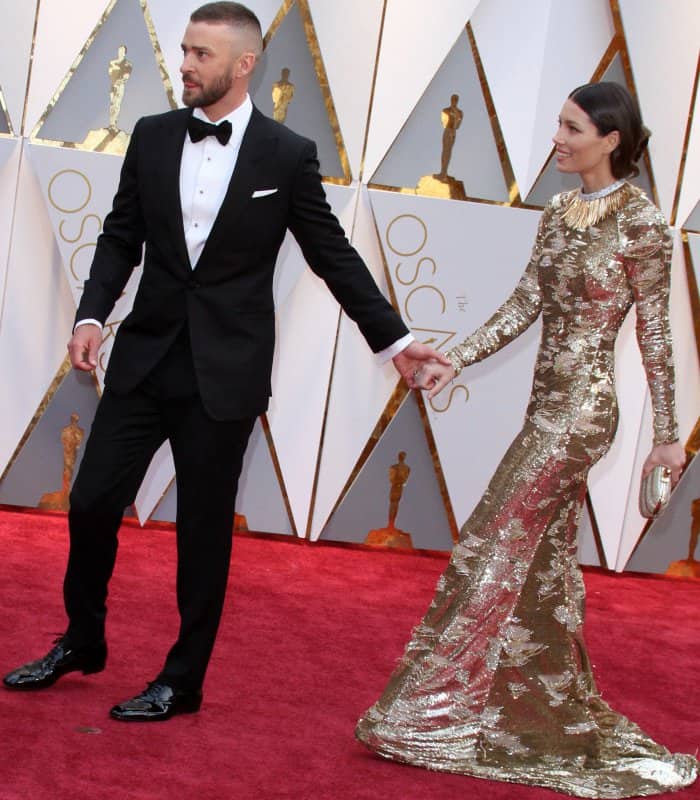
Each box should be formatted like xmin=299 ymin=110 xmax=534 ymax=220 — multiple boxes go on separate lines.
xmin=67 ymin=324 xmax=102 ymax=371
xmin=413 ymin=361 xmax=457 ymax=399
xmin=392 ymin=342 xmax=451 ymax=390
xmin=642 ymin=441 xmax=686 ymax=487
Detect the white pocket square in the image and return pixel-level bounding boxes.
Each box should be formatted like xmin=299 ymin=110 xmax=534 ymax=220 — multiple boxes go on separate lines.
xmin=252 ymin=188 xmax=278 ymax=198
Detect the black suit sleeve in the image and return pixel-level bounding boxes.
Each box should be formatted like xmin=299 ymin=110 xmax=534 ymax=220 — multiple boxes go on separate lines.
xmin=286 ymin=141 xmax=409 ymax=353
xmin=75 ymin=118 xmax=147 ymax=326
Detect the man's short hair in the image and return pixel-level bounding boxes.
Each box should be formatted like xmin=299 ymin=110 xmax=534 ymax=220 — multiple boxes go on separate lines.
xmin=190 ymin=2 xmax=263 ymax=54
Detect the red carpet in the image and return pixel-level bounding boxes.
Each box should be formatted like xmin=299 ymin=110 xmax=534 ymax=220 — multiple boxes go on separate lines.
xmin=0 ymin=507 xmax=698 ymax=800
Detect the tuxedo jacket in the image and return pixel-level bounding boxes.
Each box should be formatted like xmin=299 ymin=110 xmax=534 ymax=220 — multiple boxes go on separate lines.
xmin=76 ymin=106 xmax=408 ymax=420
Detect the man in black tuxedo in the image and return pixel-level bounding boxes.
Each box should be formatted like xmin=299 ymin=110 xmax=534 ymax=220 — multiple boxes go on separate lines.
xmin=3 ymin=2 xmax=446 ymax=720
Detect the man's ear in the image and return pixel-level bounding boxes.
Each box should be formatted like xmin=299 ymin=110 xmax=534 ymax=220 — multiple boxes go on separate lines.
xmin=237 ymin=52 xmax=257 ymax=79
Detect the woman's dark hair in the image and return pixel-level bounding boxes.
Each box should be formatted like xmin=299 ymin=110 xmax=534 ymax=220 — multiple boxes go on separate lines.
xmin=568 ymin=81 xmax=650 ymax=179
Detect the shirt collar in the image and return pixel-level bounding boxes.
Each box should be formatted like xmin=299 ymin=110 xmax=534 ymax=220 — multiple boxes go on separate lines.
xmin=191 ymin=94 xmax=253 ymax=148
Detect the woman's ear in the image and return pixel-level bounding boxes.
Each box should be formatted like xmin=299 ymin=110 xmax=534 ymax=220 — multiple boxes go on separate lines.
xmin=605 ymin=129 xmax=621 ymax=154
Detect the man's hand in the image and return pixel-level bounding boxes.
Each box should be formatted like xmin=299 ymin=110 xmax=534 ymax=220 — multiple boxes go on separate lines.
xmin=392 ymin=341 xmax=451 ymax=389
xmin=67 ymin=324 xmax=102 ymax=371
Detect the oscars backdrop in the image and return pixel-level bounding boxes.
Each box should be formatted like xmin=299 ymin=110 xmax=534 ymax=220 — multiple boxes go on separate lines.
xmin=0 ymin=0 xmax=698 ymax=574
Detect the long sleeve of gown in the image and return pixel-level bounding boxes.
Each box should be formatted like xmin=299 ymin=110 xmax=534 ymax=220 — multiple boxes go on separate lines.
xmin=445 ymin=209 xmax=547 ymax=374
xmin=623 ymin=217 xmax=679 ymax=444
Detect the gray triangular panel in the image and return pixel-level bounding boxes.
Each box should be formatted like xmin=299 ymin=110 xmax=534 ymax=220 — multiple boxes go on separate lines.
xmin=371 ymin=27 xmax=509 ymax=202
xmin=0 ymin=369 xmax=99 ymax=508
xmin=0 ymin=87 xmax=9 ymax=134
xmin=526 ymin=55 xmax=654 ymax=207
xmin=577 ymin=500 xmax=601 ymax=567
xmin=36 ymin=0 xmax=171 ymax=143
xmin=151 ymin=417 xmax=295 ymax=536
xmin=250 ymin=5 xmax=344 ymax=179
xmin=688 ymin=232 xmax=700 ymax=289
xmin=625 ymin=455 xmax=700 ymax=574
xmin=320 ymin=392 xmax=454 ymax=551
xmin=684 ymin=199 xmax=700 ymax=233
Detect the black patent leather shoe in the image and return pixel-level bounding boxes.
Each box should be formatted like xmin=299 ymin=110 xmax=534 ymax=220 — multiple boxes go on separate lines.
xmin=3 ymin=636 xmax=107 ymax=690
xmin=110 ymin=682 xmax=202 ymax=722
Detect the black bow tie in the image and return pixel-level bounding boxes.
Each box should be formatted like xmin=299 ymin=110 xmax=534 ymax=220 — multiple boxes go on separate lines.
xmin=187 ymin=116 xmax=232 ymax=145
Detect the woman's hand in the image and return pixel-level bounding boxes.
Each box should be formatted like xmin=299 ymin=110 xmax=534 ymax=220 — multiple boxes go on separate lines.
xmin=414 ymin=361 xmax=457 ymax=399
xmin=642 ymin=441 xmax=686 ymax=487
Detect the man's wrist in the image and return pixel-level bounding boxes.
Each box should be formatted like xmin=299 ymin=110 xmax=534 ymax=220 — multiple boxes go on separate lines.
xmin=378 ymin=333 xmax=415 ymax=365
xmin=74 ymin=319 xmax=103 ymax=333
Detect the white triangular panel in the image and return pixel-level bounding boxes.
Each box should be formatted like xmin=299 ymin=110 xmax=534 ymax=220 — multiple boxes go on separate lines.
xmin=267 ymin=183 xmax=358 ymax=537
xmin=370 ymin=190 xmax=542 ymax=527
xmin=525 ymin=0 xmax=613 ymax=196
xmin=472 ymin=0 xmax=613 ymax=199
xmin=309 ymin=185 xmax=399 ymax=541
xmin=606 ymin=231 xmax=700 ymax=570
xmin=587 ymin=313 xmax=646 ymax=568
xmin=677 ymin=86 xmax=700 ymax=229
xmin=0 ymin=2 xmax=36 ymax=132
xmin=363 ymin=0 xmax=479 ymax=180
xmin=619 ymin=0 xmax=700 ymax=219
xmin=25 ymin=0 xmax=108 ymax=133
xmin=470 ymin=0 xmax=550 ymax=198
xmin=0 ymin=137 xmax=21 ymax=317
xmin=27 ymin=144 xmax=143 ymax=387
xmin=308 ymin=0 xmax=383 ymax=180
xmin=133 ymin=442 xmax=174 ymax=524
xmin=0 ymin=144 xmax=74 ymax=472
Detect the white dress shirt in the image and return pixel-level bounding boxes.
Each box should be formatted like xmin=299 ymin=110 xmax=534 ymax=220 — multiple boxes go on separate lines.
xmin=77 ymin=94 xmax=412 ymax=362
xmin=180 ymin=97 xmax=252 ymax=268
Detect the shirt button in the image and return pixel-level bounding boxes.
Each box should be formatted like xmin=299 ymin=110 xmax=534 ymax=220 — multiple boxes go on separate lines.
xmin=194 ymin=222 xmax=199 ymax=228
xmin=199 ymin=189 xmax=203 ymax=194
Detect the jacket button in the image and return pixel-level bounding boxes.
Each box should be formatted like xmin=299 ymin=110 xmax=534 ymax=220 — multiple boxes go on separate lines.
xmin=188 ymin=280 xmax=200 ymax=289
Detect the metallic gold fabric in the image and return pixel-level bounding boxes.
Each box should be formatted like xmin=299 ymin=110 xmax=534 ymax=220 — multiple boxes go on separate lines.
xmin=356 ymin=184 xmax=696 ymax=798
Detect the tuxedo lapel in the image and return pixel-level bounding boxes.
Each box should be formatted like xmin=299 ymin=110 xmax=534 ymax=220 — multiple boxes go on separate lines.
xmin=196 ymin=108 xmax=278 ymax=267
xmin=157 ymin=108 xmax=192 ymax=271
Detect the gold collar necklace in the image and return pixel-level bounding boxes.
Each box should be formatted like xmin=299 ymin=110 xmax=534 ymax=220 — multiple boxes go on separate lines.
xmin=561 ymin=178 xmax=631 ymax=231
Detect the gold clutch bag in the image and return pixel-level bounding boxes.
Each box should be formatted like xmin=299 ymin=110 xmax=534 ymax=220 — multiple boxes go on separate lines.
xmin=639 ymin=465 xmax=672 ymax=519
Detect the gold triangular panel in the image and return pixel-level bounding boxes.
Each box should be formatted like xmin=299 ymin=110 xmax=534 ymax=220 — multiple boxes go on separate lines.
xmin=370 ymin=24 xmax=512 ymax=203
xmin=250 ymin=0 xmax=350 ymax=182
xmin=0 ymin=367 xmax=99 ymax=510
xmin=32 ymin=0 xmax=175 ymax=155
xmin=525 ymin=54 xmax=654 ymax=208
xmin=319 ymin=391 xmax=455 ymax=551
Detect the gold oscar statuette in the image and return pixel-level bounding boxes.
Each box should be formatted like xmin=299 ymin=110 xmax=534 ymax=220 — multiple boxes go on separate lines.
xmin=271 ymin=67 xmax=295 ymax=124
xmin=82 ymin=45 xmax=133 ymax=155
xmin=415 ymin=94 xmax=466 ymax=200
xmin=365 ymin=452 xmax=414 ymax=549
xmin=38 ymin=413 xmax=85 ymax=512
xmin=666 ymin=498 xmax=700 ymax=578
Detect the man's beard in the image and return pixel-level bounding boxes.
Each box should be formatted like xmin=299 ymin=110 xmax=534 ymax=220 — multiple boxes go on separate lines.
xmin=182 ymin=69 xmax=234 ymax=108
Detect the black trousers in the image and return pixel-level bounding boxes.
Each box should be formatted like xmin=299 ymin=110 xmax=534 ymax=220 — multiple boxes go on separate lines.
xmin=64 ymin=330 xmax=255 ymax=690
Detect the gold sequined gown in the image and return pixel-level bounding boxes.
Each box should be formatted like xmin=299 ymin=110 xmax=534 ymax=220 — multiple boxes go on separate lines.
xmin=356 ymin=184 xmax=698 ymax=798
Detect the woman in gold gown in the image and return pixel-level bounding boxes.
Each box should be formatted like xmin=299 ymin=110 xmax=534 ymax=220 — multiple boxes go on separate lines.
xmin=356 ymin=82 xmax=697 ymax=797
